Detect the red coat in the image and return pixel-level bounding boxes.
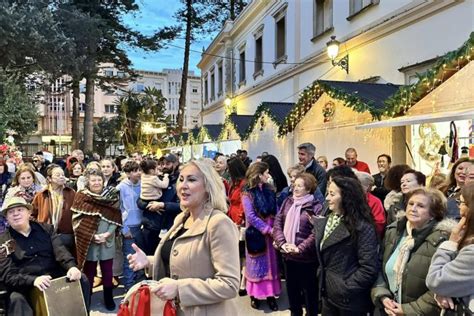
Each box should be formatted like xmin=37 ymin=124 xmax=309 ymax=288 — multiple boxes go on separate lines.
xmin=225 ymin=179 xmax=246 ymax=225
xmin=367 ymin=192 xmax=386 ymax=238
xmin=352 ymin=160 xmax=371 ymax=173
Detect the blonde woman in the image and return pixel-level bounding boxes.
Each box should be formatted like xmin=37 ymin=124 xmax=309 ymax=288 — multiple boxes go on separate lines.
xmin=128 ymin=159 xmax=240 ymax=315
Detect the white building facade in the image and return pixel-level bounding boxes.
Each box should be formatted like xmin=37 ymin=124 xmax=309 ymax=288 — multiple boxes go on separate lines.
xmin=25 ymin=68 xmax=202 ymax=156
xmin=198 ymin=0 xmax=473 ymax=172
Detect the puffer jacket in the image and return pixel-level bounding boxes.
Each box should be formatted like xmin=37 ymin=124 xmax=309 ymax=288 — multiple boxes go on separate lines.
xmin=371 ymin=217 xmax=455 ymax=316
xmin=313 ymin=215 xmax=380 ymax=312
xmin=273 ymin=196 xmax=323 ymax=262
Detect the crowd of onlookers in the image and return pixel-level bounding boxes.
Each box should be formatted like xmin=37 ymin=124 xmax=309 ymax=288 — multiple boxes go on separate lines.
xmin=0 ymin=144 xmax=473 ymax=315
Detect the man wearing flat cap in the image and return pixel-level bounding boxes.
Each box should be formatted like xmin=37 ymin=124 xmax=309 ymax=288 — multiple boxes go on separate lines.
xmin=142 ymin=153 xmax=181 ymax=255
xmin=0 ymin=197 xmax=90 ymax=315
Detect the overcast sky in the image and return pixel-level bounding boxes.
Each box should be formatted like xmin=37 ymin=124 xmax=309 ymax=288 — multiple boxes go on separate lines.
xmin=123 ymin=0 xmax=214 ymax=75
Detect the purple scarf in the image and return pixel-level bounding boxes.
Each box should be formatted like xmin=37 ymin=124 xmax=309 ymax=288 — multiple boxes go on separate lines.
xmin=283 ymin=194 xmax=314 ymax=244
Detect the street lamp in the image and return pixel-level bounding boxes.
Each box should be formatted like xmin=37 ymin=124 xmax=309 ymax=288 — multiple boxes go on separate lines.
xmin=326 ymin=36 xmax=349 ymax=74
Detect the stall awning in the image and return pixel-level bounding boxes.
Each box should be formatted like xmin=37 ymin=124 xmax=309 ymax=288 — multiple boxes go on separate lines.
xmin=356 ymin=109 xmax=474 ymax=129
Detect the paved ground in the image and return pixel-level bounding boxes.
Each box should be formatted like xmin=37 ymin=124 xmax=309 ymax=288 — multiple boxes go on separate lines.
xmin=91 ymin=281 xmax=291 ymax=316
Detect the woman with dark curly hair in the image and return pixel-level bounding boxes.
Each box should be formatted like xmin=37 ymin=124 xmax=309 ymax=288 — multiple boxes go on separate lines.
xmin=383 ymin=164 xmax=411 ymax=212
xmin=312 ymin=176 xmax=380 ymax=315
xmin=261 ymin=154 xmax=288 ymax=194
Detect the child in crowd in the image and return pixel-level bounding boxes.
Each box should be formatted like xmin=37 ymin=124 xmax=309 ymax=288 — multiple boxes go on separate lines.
xmin=116 ymin=161 xmax=146 ymax=290
xmin=137 ymin=159 xmax=169 ymax=211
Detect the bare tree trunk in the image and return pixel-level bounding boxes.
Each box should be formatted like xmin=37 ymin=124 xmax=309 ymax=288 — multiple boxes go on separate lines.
xmin=177 ymin=0 xmax=192 ymax=134
xmin=230 ymin=0 xmax=235 ymax=20
xmin=83 ymin=75 xmax=94 ymax=152
xmin=71 ymin=79 xmax=80 ymax=149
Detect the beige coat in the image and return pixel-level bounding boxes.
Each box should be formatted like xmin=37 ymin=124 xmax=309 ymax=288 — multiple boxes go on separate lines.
xmin=153 ymin=206 xmax=240 ymax=316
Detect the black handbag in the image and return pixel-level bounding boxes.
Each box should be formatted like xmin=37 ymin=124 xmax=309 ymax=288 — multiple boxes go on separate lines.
xmin=443 ymin=298 xmax=473 ymax=316
xmin=245 ymin=226 xmax=266 ymax=255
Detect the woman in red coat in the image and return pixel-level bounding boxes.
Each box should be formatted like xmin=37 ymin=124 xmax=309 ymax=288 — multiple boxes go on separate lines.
xmin=225 ymin=156 xmax=248 ymax=295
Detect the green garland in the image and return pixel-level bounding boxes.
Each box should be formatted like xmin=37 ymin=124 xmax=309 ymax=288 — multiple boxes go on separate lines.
xmin=278 ymin=80 xmax=382 ymax=136
xmin=384 ymin=32 xmax=473 ymax=117
xmin=240 ymin=103 xmax=288 ymax=141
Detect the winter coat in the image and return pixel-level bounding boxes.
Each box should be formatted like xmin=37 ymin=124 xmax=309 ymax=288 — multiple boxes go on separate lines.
xmin=312 ymin=215 xmax=380 ymax=312
xmin=142 ymin=169 xmax=181 ymax=231
xmin=426 ymin=241 xmax=474 ymax=313
xmin=226 ymin=179 xmax=246 ymax=226
xmin=305 ymin=159 xmax=327 ymax=196
xmin=0 ymin=222 xmax=77 ymax=292
xmin=31 ymin=186 xmax=76 ymax=234
xmin=273 ymin=196 xmax=322 ymax=262
xmin=153 ymin=207 xmax=240 ymax=316
xmin=371 ymin=217 xmax=454 ymax=316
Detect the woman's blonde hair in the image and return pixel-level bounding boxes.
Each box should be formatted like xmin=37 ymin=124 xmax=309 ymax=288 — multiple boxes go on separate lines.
xmin=12 ymin=164 xmax=39 ymax=186
xmin=180 ymin=159 xmax=227 ymax=213
xmin=85 ymin=161 xmax=101 ymax=172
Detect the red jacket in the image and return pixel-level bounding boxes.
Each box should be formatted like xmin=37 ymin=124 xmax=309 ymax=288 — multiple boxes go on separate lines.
xmin=226 ymin=179 xmax=246 ymax=225
xmin=367 ymin=192 xmax=386 ymax=239
xmin=352 ymin=160 xmax=371 ymax=173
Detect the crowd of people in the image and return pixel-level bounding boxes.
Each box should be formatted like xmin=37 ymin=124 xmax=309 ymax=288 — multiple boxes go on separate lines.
xmin=0 ymin=144 xmax=473 ymax=316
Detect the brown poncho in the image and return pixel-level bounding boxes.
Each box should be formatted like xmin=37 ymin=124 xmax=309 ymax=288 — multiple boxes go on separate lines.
xmin=71 ymin=188 xmax=121 ymax=269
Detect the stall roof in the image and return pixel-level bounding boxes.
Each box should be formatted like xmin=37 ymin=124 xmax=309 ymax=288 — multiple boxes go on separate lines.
xmin=259 ymin=102 xmax=295 ymax=124
xmin=202 ymin=124 xmax=224 ymax=140
xmin=318 ymin=80 xmax=401 ymax=111
xmin=228 ymin=114 xmax=255 ymax=139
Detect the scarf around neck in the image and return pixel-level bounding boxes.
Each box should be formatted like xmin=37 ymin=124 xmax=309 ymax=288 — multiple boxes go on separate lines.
xmin=48 ymin=184 xmax=64 ymax=231
xmin=283 ymin=194 xmax=314 ymax=245
xmin=393 ymin=220 xmax=415 ymax=294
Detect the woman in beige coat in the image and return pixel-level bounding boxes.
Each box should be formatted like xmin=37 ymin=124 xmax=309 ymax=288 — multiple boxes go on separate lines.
xmin=128 ymin=159 xmax=240 ymax=315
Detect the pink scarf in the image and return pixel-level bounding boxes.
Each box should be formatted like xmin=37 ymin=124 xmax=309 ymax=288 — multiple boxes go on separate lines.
xmin=283 ymin=194 xmax=314 ymax=244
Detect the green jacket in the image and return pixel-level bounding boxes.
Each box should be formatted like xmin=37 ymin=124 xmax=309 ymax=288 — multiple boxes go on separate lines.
xmin=371 ymin=217 xmax=454 ymax=316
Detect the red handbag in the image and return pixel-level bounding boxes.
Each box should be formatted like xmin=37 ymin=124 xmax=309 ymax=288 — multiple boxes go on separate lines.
xmin=117 ymin=281 xmax=176 ymax=316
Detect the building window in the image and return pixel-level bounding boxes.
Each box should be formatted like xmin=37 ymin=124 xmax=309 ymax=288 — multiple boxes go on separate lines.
xmin=399 ymin=58 xmax=438 ymax=85
xmin=117 ymin=71 xmax=126 ymax=78
xmin=168 ymin=82 xmax=172 ymax=95
xmin=79 ymin=103 xmax=86 ymax=112
xmin=204 ymin=78 xmax=209 ymax=104
xmin=136 ymin=83 xmax=145 ymax=92
xmin=210 ymin=70 xmax=215 ymax=101
xmin=313 ymin=0 xmax=333 ymax=39
xmin=276 ymin=17 xmax=286 ymax=61
xmin=239 ymin=49 xmax=246 ymax=85
xmin=217 ymin=63 xmax=223 ymax=96
xmin=104 ymin=69 xmax=114 ymax=77
xmin=192 ymin=87 xmax=198 ymax=93
xmin=254 ymin=36 xmax=263 ymax=76
xmin=348 ymin=0 xmax=379 ymax=19
xmin=105 ymin=104 xmax=116 ymax=113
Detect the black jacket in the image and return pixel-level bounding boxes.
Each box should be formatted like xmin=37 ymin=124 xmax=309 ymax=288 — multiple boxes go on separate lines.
xmin=0 ymin=222 xmax=77 ymax=292
xmin=142 ymin=168 xmax=181 ymax=231
xmin=305 ymin=159 xmax=327 ymax=196
xmin=372 ymin=173 xmax=389 ymax=203
xmin=312 ymin=215 xmax=380 ymax=312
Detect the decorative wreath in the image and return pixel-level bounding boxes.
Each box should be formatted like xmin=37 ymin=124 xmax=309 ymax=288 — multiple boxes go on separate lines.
xmin=418 ymin=123 xmax=443 ymax=162
xmin=322 ymin=101 xmax=336 ymax=123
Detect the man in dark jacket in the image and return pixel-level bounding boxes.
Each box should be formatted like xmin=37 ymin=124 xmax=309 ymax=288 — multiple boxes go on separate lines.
xmin=0 ymin=197 xmax=90 ymax=316
xmin=372 ymin=154 xmax=391 ymax=203
xmin=297 ymin=143 xmax=327 ymax=196
xmin=141 ymin=153 xmax=181 ymax=255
